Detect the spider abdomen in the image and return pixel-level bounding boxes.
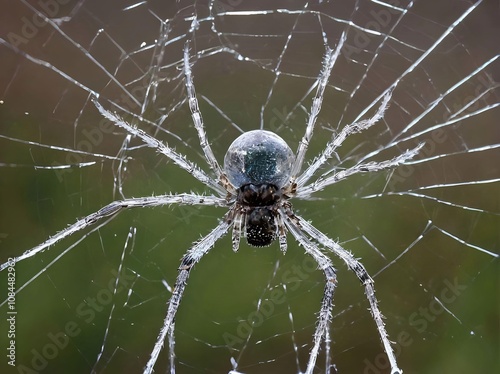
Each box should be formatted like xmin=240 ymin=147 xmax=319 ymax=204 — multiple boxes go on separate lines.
xmin=245 ymin=207 xmax=277 ymax=247
xmin=224 ymin=130 xmax=294 ymax=189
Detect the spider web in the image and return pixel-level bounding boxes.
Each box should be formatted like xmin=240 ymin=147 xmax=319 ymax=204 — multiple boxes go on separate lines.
xmin=0 ymin=1 xmax=499 ymax=373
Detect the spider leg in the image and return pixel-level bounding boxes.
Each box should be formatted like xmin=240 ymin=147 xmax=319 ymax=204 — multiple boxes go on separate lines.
xmin=296 ymin=143 xmax=424 ymax=198
xmin=290 ymin=34 xmax=346 ymax=179
xmin=183 ymin=42 xmax=224 ymax=179
xmin=324 ymin=328 xmax=332 ymax=374
xmin=0 ymin=194 xmax=226 ymax=271
xmin=231 ymin=210 xmax=245 ymax=252
xmin=275 ymin=212 xmax=288 ymax=253
xmin=168 ymin=322 xmax=176 ymax=373
xmin=292 ymin=214 xmax=402 ymax=374
xmin=279 ymin=208 xmax=337 ymax=374
xmin=92 ymin=98 xmax=226 ymax=195
xmin=144 ymin=219 xmax=231 ymax=374
xmin=296 ymin=91 xmax=393 ymax=188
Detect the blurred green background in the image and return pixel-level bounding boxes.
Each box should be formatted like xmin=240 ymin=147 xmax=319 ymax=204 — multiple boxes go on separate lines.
xmin=0 ymin=1 xmax=499 ymax=373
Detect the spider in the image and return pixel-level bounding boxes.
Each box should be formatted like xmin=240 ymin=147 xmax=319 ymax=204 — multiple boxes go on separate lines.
xmin=1 ymin=38 xmax=423 ymax=374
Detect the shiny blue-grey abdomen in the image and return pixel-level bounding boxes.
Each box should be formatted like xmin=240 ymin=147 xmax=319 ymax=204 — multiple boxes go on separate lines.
xmin=224 ymin=130 xmax=294 ymax=188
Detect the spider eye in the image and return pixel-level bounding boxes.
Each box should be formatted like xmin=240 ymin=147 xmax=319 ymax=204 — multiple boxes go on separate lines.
xmin=223 ymin=130 xmax=294 ymax=188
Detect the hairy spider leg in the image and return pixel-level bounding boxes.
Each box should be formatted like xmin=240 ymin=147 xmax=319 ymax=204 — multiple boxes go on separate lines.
xmin=297 ymin=143 xmax=424 ymax=198
xmin=296 ymin=91 xmax=393 ymax=188
xmin=231 ymin=211 xmax=245 ymax=252
xmin=290 ymin=33 xmax=346 ymax=180
xmin=0 ymin=194 xmax=226 ymax=271
xmin=183 ymin=42 xmax=225 ymax=180
xmin=294 ymin=214 xmax=402 ymax=374
xmin=280 ymin=209 xmax=337 ymax=374
xmin=145 ymin=220 xmax=232 ymax=374
xmin=93 ymin=98 xmax=226 ymax=195
xmin=275 ymin=212 xmax=288 ymax=253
